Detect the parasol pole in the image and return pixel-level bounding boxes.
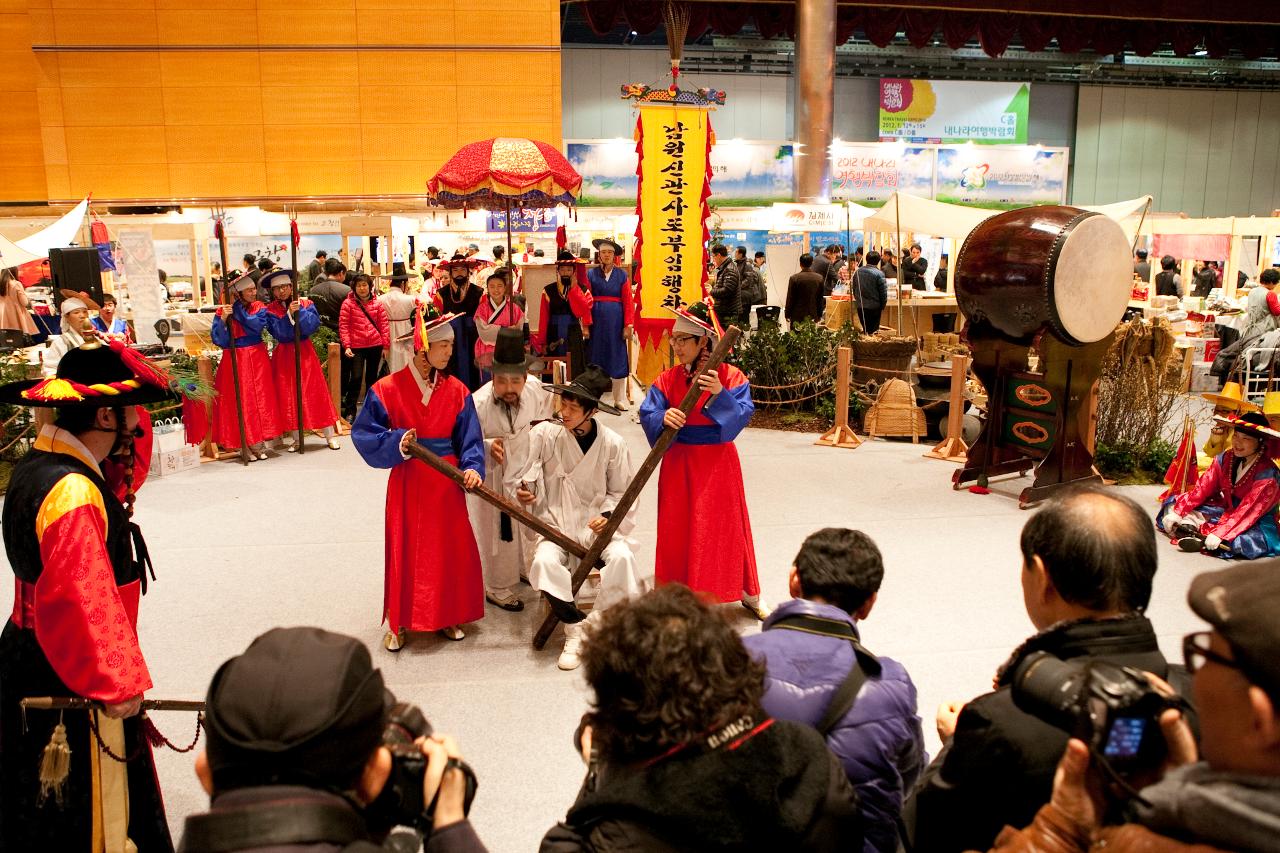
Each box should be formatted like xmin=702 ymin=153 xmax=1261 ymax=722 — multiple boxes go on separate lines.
xmin=290 ymin=209 xmax=305 ymax=454
xmin=506 ymin=197 xmax=515 ymax=277
xmin=215 ymin=210 xmax=251 ymax=465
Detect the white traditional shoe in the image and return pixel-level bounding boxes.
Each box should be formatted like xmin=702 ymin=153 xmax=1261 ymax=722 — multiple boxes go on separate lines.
xmin=440 ymin=625 xmax=465 ymax=641
xmin=255 ymin=451 xmax=269 ymax=461
xmin=285 ymin=442 xmax=297 ymax=453
xmin=558 ymin=633 xmax=584 ymax=671
xmin=327 ymin=437 xmax=341 ymax=450
xmin=383 ymin=628 xmax=407 ymax=652
xmin=740 ymin=594 xmax=771 ymax=621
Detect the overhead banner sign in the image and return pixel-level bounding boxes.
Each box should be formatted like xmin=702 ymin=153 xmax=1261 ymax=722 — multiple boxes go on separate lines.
xmin=830 ymin=143 xmax=934 ymax=205
xmin=634 ymin=105 xmax=713 ymax=381
xmin=568 ymin=138 xmax=791 ymax=207
xmin=935 ymin=145 xmax=1067 ymax=209
xmin=771 ymin=203 xmax=848 ymax=232
xmin=879 ymin=79 xmax=1029 ymax=144
xmin=486 ymin=208 xmax=557 ymax=233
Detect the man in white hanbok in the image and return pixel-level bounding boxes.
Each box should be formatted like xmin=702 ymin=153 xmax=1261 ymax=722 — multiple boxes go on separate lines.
xmin=378 ymin=261 xmax=418 ymax=375
xmin=516 ymin=365 xmax=652 ymax=670
xmin=468 ymin=327 xmax=553 ymax=612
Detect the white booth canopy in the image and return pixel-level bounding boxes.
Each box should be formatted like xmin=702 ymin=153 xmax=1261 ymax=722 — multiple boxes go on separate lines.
xmin=0 ymin=197 xmax=91 ymax=265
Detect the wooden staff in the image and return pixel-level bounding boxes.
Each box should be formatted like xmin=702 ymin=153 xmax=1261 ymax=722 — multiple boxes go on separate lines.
xmin=215 ymin=214 xmax=251 ymax=465
xmin=21 ymin=697 xmax=205 ymax=713
xmin=404 ymin=442 xmax=594 ymax=563
xmin=289 ymin=211 xmax=305 ymax=454
xmin=532 ymin=325 xmax=742 ymax=650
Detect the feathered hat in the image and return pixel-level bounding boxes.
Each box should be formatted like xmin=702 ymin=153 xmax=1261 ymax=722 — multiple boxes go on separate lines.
xmin=0 ymin=338 xmax=177 ymax=409
xmin=398 ymin=301 xmax=459 ymax=351
xmin=669 ymin=297 xmax=723 ymax=341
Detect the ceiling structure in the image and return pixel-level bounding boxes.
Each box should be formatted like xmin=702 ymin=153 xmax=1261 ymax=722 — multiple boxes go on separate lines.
xmin=560 ymin=1 xmax=1280 ymax=89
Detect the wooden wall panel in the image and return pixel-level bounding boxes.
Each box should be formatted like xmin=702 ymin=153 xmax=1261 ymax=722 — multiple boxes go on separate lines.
xmin=266 ymin=160 xmax=362 ymax=196
xmin=259 ymin=51 xmax=357 ymax=86
xmin=356 ymin=51 xmax=455 ymax=85
xmin=360 ymin=124 xmax=456 ymax=161
xmin=57 ymin=51 xmax=161 ymax=87
xmin=156 ymin=10 xmax=257 ymax=45
xmin=61 ymin=86 xmax=160 ymax=126
xmin=68 ymin=163 xmax=170 ymax=197
xmin=261 ymin=85 xmax=360 ymax=125
xmin=257 ymin=9 xmax=355 ymax=43
xmin=355 ymin=9 xmax=453 ymax=44
xmin=52 ymin=11 xmax=158 ymax=45
xmin=362 ymin=159 xmax=436 ymax=194
xmin=169 ymin=161 xmax=267 ymax=196
xmin=264 ymin=126 xmax=361 ymax=162
xmin=165 ymin=125 xmax=265 ymax=163
xmin=359 ymin=84 xmax=455 ymax=122
xmin=163 ymin=85 xmax=262 ymax=125
xmin=65 ymin=125 xmax=168 ymax=164
xmin=160 ymin=52 xmax=261 ymax=87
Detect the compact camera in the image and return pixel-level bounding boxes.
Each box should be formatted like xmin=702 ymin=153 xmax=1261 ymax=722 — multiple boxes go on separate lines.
xmin=1011 ymin=651 xmax=1178 ymax=774
xmin=365 ymin=702 xmax=478 ymax=837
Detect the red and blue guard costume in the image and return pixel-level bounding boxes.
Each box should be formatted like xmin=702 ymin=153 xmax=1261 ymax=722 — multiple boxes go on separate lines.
xmin=640 ymin=360 xmax=761 ymax=602
xmin=211 ymin=299 xmax=282 ymax=449
xmin=265 ymin=297 xmax=340 ymax=431
xmin=352 ymin=362 xmax=487 ymax=633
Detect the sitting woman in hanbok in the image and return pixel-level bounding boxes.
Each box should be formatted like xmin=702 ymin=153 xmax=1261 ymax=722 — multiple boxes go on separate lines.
xmin=1157 ymin=410 xmax=1280 ymax=559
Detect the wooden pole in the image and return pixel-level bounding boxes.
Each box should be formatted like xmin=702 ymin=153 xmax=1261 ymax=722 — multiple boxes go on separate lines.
xmin=925 ymin=354 xmax=970 ymax=462
xmin=197 ymin=355 xmax=216 ymax=460
xmin=815 ymin=345 xmax=861 ymax=449
xmin=532 ymin=325 xmax=743 ymax=650
xmin=327 ymin=342 xmax=344 ymax=434
xmin=289 ymin=212 xmax=305 ymax=454
xmin=403 ymin=443 xmax=593 ymax=562
xmin=215 ymin=214 xmax=251 ymax=465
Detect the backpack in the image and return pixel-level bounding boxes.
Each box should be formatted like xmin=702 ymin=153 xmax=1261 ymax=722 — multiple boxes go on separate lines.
xmin=740 ymin=262 xmax=766 ymax=307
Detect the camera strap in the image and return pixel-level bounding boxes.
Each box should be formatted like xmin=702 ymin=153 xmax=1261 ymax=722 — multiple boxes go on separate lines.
xmin=768 ymin=613 xmax=882 ymax=736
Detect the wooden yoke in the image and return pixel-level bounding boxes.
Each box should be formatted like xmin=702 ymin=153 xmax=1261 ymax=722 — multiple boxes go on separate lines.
xmin=403 ymin=443 xmax=593 ymax=563
xmin=532 ymin=325 xmax=743 ymax=650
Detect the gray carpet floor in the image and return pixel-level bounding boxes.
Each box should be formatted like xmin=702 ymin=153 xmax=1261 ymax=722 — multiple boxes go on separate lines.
xmin=1 ymin=414 xmax=1218 ymax=851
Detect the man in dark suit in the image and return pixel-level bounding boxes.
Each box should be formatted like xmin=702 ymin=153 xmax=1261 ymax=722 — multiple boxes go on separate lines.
xmin=785 ymin=253 xmax=825 ymax=327
xmin=903 ymin=243 xmax=929 ymax=291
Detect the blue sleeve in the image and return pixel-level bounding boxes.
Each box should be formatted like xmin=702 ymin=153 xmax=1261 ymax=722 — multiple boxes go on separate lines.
xmin=233 ymin=301 xmax=268 ymax=336
xmin=452 ymin=395 xmax=486 ymax=478
xmin=703 ymin=381 xmax=753 ymax=441
xmin=263 ymin=309 xmax=293 ymax=343
xmin=638 ymin=385 xmax=670 ymax=446
xmin=90 ymin=317 xmax=106 ymax=333
xmin=298 ymin=303 xmax=321 ymax=338
xmin=211 ymin=315 xmax=231 ymax=348
xmin=351 ymin=386 xmax=409 ymax=469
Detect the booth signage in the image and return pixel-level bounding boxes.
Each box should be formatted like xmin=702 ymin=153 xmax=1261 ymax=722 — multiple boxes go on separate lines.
xmin=879 ymin=79 xmax=1030 ymax=144
xmin=935 ymin=145 xmax=1067 ymax=209
xmin=486 ymin=208 xmax=558 ymax=233
xmin=770 ymin=203 xmax=848 ymax=232
xmin=830 ymin=143 xmax=935 ymax=205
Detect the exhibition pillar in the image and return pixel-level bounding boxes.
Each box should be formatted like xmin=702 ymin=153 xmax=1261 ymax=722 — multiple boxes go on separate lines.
xmin=795 ymin=0 xmax=836 ymax=203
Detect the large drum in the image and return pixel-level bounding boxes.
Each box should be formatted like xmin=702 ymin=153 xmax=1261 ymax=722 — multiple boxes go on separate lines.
xmin=955 ymin=206 xmax=1132 ymax=346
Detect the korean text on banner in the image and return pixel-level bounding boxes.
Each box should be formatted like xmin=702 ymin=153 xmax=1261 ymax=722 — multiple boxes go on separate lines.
xmin=634 ymin=104 xmax=714 ymax=383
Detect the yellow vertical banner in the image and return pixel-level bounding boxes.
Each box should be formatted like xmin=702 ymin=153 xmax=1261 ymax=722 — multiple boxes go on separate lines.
xmin=634 ymin=104 xmax=714 ymax=383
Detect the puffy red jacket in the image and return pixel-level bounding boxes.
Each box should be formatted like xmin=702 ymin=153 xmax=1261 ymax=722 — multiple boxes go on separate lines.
xmin=339 ymin=294 xmax=390 ymax=349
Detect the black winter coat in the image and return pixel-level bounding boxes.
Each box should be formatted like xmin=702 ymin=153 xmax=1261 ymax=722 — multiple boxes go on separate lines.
xmin=906 ymin=615 xmax=1192 ymax=853
xmin=540 ymin=718 xmax=862 ymax=852
xmin=710 ymin=259 xmax=741 ymax=327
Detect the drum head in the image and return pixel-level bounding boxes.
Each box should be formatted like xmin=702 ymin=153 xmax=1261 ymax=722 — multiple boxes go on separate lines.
xmin=1051 ymin=214 xmax=1132 ymax=344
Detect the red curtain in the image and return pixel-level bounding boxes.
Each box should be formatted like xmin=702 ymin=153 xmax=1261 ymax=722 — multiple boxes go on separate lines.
xmin=903 ymin=10 xmax=940 ymax=49
xmin=1018 ymin=17 xmax=1054 ymax=53
xmin=978 ymin=17 xmax=1018 ymax=58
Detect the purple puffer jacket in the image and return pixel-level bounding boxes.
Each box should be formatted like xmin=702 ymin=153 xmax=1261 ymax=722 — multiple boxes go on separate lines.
xmin=743 ymin=599 xmax=926 ymax=853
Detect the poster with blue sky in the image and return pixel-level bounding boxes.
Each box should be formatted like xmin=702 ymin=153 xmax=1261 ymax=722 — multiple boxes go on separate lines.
xmin=935 ymin=145 xmax=1067 ymax=209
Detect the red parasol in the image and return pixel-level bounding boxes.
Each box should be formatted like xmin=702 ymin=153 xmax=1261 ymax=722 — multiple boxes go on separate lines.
xmin=428 ymin=138 xmax=582 ymax=269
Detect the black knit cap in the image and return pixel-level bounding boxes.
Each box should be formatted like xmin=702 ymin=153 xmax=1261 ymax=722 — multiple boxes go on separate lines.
xmin=203 ymin=627 xmax=391 ymax=793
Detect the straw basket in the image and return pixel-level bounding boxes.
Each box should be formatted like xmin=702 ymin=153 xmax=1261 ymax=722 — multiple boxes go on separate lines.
xmin=853 ymin=335 xmax=916 ymax=384
xmin=864 ymin=377 xmax=926 ymax=443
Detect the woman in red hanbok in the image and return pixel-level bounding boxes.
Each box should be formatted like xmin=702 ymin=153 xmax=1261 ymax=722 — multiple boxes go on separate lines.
xmin=262 ymin=269 xmax=342 ymax=450
xmin=638 ymin=302 xmax=767 ymax=619
xmin=352 ymin=307 xmax=486 ymax=650
xmin=211 ymin=274 xmax=281 ymax=459
xmin=1157 ymin=411 xmax=1280 ymax=559
xmin=473 ymin=271 xmax=525 ymax=382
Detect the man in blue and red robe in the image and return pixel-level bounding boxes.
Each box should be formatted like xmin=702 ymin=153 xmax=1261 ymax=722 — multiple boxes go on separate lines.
xmin=638 ymin=302 xmax=767 ymax=619
xmin=352 ymin=307 xmax=486 ymax=650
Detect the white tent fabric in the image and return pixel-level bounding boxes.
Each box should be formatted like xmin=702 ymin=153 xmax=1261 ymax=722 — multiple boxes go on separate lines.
xmin=0 ymin=197 xmax=90 ymax=265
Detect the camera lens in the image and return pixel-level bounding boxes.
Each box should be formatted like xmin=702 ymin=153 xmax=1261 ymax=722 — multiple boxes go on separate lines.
xmin=1010 ymin=651 xmax=1091 ymax=734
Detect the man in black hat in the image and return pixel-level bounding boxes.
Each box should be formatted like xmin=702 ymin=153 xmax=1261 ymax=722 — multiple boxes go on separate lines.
xmin=379 ymin=260 xmax=418 ymax=375
xmin=468 ymin=327 xmax=552 ymax=613
xmin=179 ymin=626 xmax=487 ymax=852
xmin=518 ymin=365 xmax=651 ymax=671
xmin=0 ymin=339 xmax=177 ymax=851
xmin=991 ymin=559 xmax=1280 ymax=852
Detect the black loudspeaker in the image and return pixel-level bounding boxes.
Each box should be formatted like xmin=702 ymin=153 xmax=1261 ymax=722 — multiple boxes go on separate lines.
xmin=49 ymin=247 xmax=104 ymax=307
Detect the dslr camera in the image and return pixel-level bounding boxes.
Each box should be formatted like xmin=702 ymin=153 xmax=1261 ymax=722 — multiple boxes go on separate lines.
xmin=365 ymin=702 xmax=478 ymax=837
xmin=1011 ymin=651 xmax=1178 ymax=774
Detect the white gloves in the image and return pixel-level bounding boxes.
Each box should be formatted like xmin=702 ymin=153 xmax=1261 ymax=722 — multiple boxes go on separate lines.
xmin=1163 ymin=513 xmax=1184 ymax=533
xmin=1204 ymin=534 xmax=1223 ymax=551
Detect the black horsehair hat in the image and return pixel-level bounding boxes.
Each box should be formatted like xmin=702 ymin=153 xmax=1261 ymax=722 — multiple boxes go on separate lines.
xmin=550 ymin=364 xmax=620 ymax=415
xmin=0 ymin=339 xmax=175 ymax=410
xmin=378 ymin=261 xmax=414 ymax=283
xmin=491 ymin=326 xmax=536 ymax=376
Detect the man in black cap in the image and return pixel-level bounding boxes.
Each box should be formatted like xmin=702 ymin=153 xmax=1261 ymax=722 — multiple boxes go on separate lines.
xmin=180 ymin=626 xmax=487 ymax=852
xmin=0 ymin=339 xmax=177 ymax=851
xmin=991 ymin=559 xmax=1280 ymax=852
xmin=518 ymin=365 xmax=651 ymax=671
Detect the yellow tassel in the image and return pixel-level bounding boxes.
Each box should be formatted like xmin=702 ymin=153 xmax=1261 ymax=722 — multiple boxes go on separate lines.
xmin=24 ymin=378 xmax=85 ymax=402
xmin=38 ymin=720 xmax=72 ymax=806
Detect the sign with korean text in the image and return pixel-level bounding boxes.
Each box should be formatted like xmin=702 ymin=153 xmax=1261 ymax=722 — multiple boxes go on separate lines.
xmin=830 ymin=142 xmax=934 ymax=205
xmin=486 ymin=208 xmax=558 ymax=233
xmin=770 ymin=203 xmax=847 ymax=232
xmin=879 ymin=79 xmax=1029 ymax=144
xmin=935 ymin=145 xmax=1067 ymax=209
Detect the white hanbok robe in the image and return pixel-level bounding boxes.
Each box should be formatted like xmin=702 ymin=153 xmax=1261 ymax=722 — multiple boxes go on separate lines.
xmin=378 ymin=288 xmax=418 ymax=375
xmin=467 ymin=377 xmax=554 ymax=594
xmin=520 ymin=419 xmax=651 ymax=611
xmin=42 ymin=327 xmax=86 ymax=377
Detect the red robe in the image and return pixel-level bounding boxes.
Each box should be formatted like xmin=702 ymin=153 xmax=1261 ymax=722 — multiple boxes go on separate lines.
xmin=351 ymin=367 xmax=486 ymax=631
xmin=639 ymin=362 xmax=761 ymax=602
xmin=211 ymin=301 xmax=281 ymax=448
xmin=265 ymin=299 xmax=340 ymax=431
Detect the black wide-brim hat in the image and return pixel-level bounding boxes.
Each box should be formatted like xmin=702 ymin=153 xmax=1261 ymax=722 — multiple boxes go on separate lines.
xmin=550 ymin=364 xmax=620 ymax=415
xmin=591 ymin=238 xmax=624 ymax=255
xmin=259 ymin=268 xmax=295 ymax=292
xmin=378 ymin=261 xmax=414 ymax=282
xmin=490 ymin=326 xmax=537 ymax=375
xmin=0 ymin=341 xmax=176 ymax=409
